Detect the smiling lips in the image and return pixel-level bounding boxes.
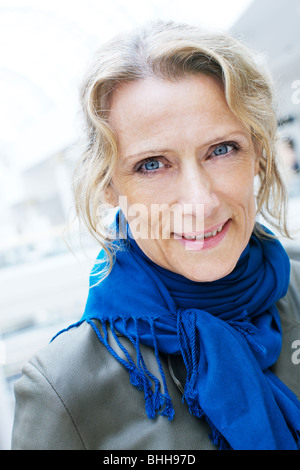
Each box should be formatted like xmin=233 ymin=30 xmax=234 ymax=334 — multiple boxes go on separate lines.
xmin=174 ymin=220 xmax=228 ymax=241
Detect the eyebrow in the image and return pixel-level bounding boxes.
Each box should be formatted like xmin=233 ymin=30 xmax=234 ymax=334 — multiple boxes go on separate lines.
xmin=123 ymin=131 xmax=250 ymax=161
xmin=124 ymin=149 xmax=172 ymax=161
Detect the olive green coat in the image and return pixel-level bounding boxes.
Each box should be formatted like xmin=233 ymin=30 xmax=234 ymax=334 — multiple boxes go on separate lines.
xmin=11 ymin=260 xmax=300 ymax=450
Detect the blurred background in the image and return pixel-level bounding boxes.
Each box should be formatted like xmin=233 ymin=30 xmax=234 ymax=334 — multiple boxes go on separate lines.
xmin=1 ymin=0 xmax=300 ymax=449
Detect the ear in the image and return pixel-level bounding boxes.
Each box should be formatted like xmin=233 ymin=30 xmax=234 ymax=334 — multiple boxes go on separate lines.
xmin=102 ymin=183 xmax=119 ymax=207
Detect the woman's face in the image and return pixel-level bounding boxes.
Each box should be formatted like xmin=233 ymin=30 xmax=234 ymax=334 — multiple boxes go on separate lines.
xmin=107 ymin=75 xmax=260 ymax=282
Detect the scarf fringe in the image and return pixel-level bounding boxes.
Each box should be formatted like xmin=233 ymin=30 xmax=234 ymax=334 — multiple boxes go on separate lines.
xmin=206 ymin=418 xmax=233 ymax=450
xmin=177 ymin=310 xmax=205 ymax=418
xmin=183 ymin=395 xmax=232 ymax=450
xmin=87 ymin=317 xmax=175 ymax=421
xmin=183 ymin=393 xmax=204 ymax=419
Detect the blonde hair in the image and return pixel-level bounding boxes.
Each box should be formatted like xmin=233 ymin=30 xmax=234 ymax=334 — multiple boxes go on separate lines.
xmin=73 ymin=20 xmax=290 ymax=272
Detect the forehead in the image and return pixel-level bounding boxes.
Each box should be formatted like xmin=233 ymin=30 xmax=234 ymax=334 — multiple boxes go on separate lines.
xmin=109 ymin=75 xmax=225 ymax=120
xmin=108 ymin=75 xmax=247 ymax=153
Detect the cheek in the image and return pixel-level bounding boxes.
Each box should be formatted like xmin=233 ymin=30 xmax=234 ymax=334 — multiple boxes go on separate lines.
xmin=215 ymin=164 xmax=257 ymax=224
xmin=219 ymin=161 xmax=256 ymax=202
xmin=126 ymin=202 xmax=175 ymax=240
xmin=240 ymin=173 xmax=257 ymax=211
xmin=120 ymin=190 xmax=165 ymax=240
xmin=234 ymin=180 xmax=256 ymax=207
xmin=117 ymin=176 xmax=175 ymax=229
xmin=231 ymin=177 xmax=257 ymax=233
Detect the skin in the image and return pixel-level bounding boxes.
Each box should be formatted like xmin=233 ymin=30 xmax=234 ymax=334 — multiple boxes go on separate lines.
xmin=105 ymin=74 xmax=260 ymax=282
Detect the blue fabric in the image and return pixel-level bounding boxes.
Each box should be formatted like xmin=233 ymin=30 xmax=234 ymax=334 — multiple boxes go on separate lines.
xmin=55 ymin=214 xmax=300 ymax=450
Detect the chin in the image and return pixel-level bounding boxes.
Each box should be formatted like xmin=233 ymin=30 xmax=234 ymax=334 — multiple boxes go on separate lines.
xmin=183 ymin=260 xmax=238 ymax=283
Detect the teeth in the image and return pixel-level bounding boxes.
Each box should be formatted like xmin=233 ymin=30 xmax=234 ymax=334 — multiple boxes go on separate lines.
xmin=182 ymin=223 xmax=224 ymax=241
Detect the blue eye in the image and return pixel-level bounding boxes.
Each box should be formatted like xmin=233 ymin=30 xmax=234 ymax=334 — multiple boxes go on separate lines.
xmin=212 ymin=143 xmax=234 ymax=156
xmin=141 ymin=160 xmax=163 ymax=171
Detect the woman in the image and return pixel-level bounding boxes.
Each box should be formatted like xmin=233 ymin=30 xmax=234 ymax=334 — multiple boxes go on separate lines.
xmin=12 ymin=21 xmax=300 ymax=450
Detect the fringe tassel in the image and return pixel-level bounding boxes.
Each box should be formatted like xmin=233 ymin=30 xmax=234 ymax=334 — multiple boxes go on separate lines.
xmin=87 ymin=317 xmax=174 ymax=421
xmin=112 ymin=323 xmax=154 ymax=404
xmin=177 ymin=310 xmax=204 ymax=419
xmin=206 ymin=417 xmax=233 ymax=450
xmin=177 ymin=310 xmax=192 ymax=384
xmin=149 ymin=318 xmax=175 ymax=420
xmin=185 ymin=396 xmax=205 ymax=419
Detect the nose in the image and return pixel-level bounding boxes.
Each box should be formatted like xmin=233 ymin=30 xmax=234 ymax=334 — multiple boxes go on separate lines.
xmin=176 ymin=163 xmax=220 ymax=218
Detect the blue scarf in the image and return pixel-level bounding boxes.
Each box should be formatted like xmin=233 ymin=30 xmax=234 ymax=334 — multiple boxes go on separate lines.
xmin=54 ymin=215 xmax=300 ymax=450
